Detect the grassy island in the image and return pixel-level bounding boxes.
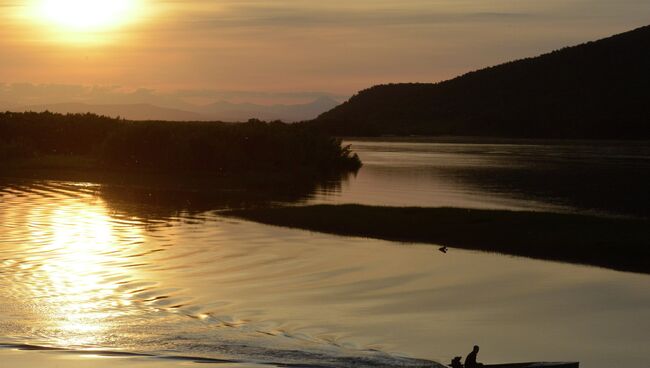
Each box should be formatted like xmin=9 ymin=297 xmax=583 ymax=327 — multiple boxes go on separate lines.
xmin=223 ymin=204 xmax=650 ymax=274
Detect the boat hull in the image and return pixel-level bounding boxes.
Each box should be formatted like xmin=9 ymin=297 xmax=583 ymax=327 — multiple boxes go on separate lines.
xmin=484 ymin=363 xmax=579 ymax=368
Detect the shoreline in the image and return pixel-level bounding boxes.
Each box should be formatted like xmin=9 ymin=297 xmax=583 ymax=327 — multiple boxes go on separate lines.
xmin=222 ymin=204 xmax=650 ymax=275
xmin=340 ymin=135 xmax=650 ymax=146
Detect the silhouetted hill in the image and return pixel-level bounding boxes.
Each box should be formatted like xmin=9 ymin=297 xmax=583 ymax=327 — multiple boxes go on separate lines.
xmin=314 ymin=25 xmax=650 ymax=139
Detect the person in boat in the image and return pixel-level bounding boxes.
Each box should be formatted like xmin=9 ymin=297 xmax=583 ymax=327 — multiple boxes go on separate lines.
xmin=465 ymin=345 xmax=482 ymax=368
xmin=450 ymin=356 xmax=463 ymax=368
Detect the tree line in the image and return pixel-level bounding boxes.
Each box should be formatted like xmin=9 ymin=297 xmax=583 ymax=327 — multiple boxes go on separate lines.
xmin=0 ymin=111 xmax=361 ymax=174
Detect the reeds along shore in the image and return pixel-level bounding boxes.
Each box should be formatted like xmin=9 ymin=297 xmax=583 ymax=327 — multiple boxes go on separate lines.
xmin=0 ymin=111 xmax=361 ymax=174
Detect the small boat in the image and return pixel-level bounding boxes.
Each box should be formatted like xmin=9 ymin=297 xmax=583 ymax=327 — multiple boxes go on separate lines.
xmin=483 ymin=363 xmax=579 ymax=368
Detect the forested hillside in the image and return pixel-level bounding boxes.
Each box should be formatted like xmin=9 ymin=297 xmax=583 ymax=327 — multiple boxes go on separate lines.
xmin=313 ymin=25 xmax=650 ymax=138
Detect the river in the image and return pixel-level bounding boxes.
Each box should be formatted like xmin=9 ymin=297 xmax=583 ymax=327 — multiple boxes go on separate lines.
xmin=1 ymin=139 xmax=649 ymax=367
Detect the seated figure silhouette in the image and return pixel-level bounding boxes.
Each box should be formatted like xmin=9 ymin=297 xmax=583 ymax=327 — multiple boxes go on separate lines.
xmin=465 ymin=345 xmax=482 ymax=368
xmin=449 ymin=356 xmax=463 ymax=368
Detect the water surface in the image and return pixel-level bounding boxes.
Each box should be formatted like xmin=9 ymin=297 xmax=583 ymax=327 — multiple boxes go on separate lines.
xmin=312 ymin=139 xmax=650 ymax=217
xmin=1 ymin=139 xmax=649 ymax=367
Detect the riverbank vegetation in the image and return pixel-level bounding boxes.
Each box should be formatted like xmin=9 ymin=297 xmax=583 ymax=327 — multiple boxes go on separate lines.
xmin=223 ymin=204 xmax=650 ymax=274
xmin=0 ymin=111 xmax=361 ymax=175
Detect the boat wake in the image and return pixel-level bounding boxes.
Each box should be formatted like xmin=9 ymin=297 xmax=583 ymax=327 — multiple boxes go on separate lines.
xmin=0 ymin=342 xmax=440 ymax=368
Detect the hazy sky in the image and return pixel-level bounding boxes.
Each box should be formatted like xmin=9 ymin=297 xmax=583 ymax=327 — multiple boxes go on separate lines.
xmin=1 ymin=0 xmax=649 ymax=104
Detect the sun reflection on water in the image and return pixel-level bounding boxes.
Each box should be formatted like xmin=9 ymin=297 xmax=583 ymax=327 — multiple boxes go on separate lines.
xmin=26 ymin=196 xmax=144 ymax=347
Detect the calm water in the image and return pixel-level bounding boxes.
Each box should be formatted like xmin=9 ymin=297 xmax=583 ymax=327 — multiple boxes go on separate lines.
xmin=1 ymin=140 xmax=649 ymax=367
xmin=313 ymin=140 xmax=650 ymax=217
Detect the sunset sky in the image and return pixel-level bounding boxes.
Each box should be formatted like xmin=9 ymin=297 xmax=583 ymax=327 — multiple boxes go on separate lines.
xmin=1 ymin=0 xmax=649 ymax=105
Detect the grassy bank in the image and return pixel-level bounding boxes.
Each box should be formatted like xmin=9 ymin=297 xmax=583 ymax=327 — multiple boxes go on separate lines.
xmin=223 ymin=204 xmax=650 ymax=274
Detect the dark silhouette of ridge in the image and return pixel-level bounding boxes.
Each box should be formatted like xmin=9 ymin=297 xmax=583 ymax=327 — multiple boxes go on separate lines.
xmin=312 ymin=25 xmax=650 ymax=139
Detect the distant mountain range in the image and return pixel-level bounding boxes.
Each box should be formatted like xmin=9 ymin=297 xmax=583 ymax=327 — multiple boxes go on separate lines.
xmin=312 ymin=25 xmax=650 ymax=139
xmin=193 ymin=97 xmax=340 ymax=122
xmin=1 ymin=97 xmax=340 ymax=122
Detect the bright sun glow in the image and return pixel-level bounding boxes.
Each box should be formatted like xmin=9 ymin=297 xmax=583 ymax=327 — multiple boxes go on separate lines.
xmin=36 ymin=0 xmax=139 ymax=31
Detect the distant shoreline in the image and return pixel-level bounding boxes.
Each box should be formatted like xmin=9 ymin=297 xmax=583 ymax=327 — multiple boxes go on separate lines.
xmin=341 ymin=135 xmax=650 ymax=146
xmin=223 ymin=204 xmax=650 ymax=275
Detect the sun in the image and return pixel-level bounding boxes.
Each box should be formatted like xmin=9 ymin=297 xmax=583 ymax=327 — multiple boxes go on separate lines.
xmin=35 ymin=0 xmax=140 ymax=31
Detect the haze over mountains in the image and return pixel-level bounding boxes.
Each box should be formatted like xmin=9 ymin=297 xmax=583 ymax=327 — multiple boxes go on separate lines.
xmin=193 ymin=97 xmax=340 ymax=122
xmin=313 ymin=25 xmax=650 ymax=139
xmin=0 ymin=97 xmax=340 ymax=122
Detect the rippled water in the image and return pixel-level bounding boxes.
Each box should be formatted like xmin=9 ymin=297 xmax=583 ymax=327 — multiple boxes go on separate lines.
xmin=0 ymin=181 xmax=441 ymax=367
xmin=1 ymin=140 xmax=650 ymax=368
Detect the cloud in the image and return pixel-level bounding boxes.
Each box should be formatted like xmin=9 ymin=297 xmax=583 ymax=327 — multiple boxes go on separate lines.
xmin=173 ymin=89 xmax=347 ymax=101
xmin=159 ymin=2 xmax=536 ymax=31
xmin=2 ymin=1 xmax=649 ymax=96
